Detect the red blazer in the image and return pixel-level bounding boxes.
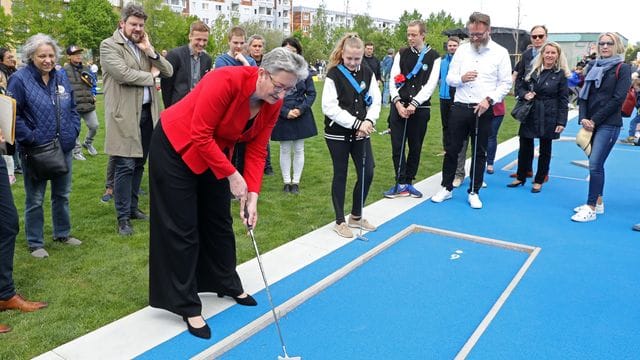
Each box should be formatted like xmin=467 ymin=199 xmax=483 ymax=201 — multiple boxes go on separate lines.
xmin=160 ymin=66 xmax=282 ymax=193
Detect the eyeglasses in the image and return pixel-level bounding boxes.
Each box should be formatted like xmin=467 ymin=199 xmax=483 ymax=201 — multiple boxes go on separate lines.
xmin=468 ymin=31 xmax=487 ymax=38
xmin=598 ymin=41 xmax=615 ymax=47
xmin=531 ymin=34 xmax=546 ymax=40
xmin=268 ymin=73 xmax=296 ymax=95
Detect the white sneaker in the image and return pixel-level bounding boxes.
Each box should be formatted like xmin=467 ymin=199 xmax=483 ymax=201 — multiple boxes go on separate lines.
xmin=468 ymin=193 xmax=483 ymax=209
xmin=571 ymin=207 xmax=596 ymax=222
xmin=73 ymin=152 xmax=86 ymax=161
xmin=573 ymin=203 xmax=604 ymax=215
xmin=452 ymin=177 xmax=463 ymax=188
xmin=431 ymin=187 xmax=452 ymax=203
xmin=482 ymin=181 xmax=487 ymax=188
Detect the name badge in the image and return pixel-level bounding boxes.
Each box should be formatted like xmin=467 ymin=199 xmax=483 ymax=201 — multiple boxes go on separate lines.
xmin=422 ymin=64 xmax=429 ymax=71
xmin=359 ymin=81 xmax=366 ymax=90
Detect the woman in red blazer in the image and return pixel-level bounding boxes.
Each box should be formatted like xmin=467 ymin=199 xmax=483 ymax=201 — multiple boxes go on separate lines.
xmin=148 ymin=48 xmax=308 ymax=338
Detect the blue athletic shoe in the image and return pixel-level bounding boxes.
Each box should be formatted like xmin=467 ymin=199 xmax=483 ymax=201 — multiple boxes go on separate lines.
xmin=406 ymin=184 xmax=423 ymax=198
xmin=383 ymin=184 xmax=410 ymax=198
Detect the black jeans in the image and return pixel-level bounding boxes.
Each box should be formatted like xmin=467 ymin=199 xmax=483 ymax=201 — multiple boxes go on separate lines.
xmin=442 ymin=103 xmax=492 ymax=193
xmin=0 ymin=157 xmax=18 ymax=300
xmin=114 ymin=105 xmax=153 ymax=221
xmin=517 ymin=137 xmax=552 ymax=184
xmin=325 ymin=138 xmax=375 ymax=224
xmin=389 ymin=105 xmax=429 ymax=185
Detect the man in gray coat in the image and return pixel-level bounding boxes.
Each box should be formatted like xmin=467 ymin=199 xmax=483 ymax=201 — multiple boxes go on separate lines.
xmin=100 ymin=3 xmax=173 ymax=236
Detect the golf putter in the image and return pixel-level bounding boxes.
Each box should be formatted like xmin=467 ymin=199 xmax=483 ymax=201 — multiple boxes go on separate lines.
xmin=356 ymin=140 xmax=368 ymax=242
xmin=243 ymin=205 xmax=301 ymax=360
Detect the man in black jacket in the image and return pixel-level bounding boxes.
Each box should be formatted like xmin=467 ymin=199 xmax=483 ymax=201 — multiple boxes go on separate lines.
xmin=161 ymin=20 xmax=212 ymax=108
xmin=362 ymin=41 xmax=381 ymax=85
xmin=64 ymin=45 xmax=99 ymax=160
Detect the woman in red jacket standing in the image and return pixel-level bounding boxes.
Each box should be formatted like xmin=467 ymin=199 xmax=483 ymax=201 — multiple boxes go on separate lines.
xmin=148 ymin=48 xmax=308 ymax=338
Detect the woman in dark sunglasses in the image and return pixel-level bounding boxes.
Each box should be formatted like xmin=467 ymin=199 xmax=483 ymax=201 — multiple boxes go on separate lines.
xmin=572 ymin=32 xmax=631 ymax=222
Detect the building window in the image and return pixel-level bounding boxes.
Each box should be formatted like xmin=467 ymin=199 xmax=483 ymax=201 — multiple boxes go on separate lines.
xmin=202 ymin=2 xmax=208 ymax=10
xmin=215 ymin=5 xmax=221 ymax=10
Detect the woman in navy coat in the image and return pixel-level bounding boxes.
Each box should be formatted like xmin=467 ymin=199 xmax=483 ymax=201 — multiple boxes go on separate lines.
xmin=508 ymin=42 xmax=570 ymax=193
xmin=270 ymin=37 xmax=317 ymax=194
xmin=572 ymin=32 xmax=631 ymax=222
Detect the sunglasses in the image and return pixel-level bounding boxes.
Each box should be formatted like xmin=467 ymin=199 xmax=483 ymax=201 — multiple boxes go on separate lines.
xmin=531 ymin=34 xmax=545 ymax=40
xmin=598 ymin=41 xmax=615 ymax=47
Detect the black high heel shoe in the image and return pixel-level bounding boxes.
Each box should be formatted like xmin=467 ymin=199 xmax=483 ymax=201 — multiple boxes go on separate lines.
xmin=183 ymin=316 xmax=211 ymax=339
xmin=506 ymin=180 xmax=526 ymax=188
xmin=217 ymin=292 xmax=258 ymax=306
xmin=531 ymin=183 xmax=542 ymax=193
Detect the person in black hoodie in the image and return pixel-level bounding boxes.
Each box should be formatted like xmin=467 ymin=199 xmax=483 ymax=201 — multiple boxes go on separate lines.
xmin=322 ymin=33 xmax=381 ymax=238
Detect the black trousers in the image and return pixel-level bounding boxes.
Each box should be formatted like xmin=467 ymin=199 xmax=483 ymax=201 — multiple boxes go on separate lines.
xmin=389 ymin=105 xmax=429 ymax=184
xmin=325 ymin=137 xmax=374 ymax=224
xmin=440 ymin=98 xmax=454 ymax=150
xmin=517 ymin=137 xmax=552 ymax=184
xmin=0 ymin=157 xmax=18 ymax=300
xmin=148 ymin=124 xmax=243 ymax=317
xmin=442 ymin=103 xmax=492 ymax=193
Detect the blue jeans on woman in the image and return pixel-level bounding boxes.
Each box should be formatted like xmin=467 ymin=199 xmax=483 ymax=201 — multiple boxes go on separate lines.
xmin=21 ymin=150 xmax=73 ymax=250
xmin=587 ymin=124 xmax=620 ymax=206
xmin=486 ymin=115 xmax=504 ymax=166
xmin=628 ymin=114 xmax=640 ymax=136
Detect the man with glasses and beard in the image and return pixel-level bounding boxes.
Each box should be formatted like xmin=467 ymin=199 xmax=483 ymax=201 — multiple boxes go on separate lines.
xmin=100 ymin=3 xmax=173 ymax=236
xmin=431 ymin=12 xmax=512 ymax=209
xmin=510 ymin=25 xmax=549 ymax=179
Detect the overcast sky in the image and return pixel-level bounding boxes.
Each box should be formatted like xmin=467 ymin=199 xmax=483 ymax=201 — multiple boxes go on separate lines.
xmin=301 ymin=0 xmax=638 ymax=43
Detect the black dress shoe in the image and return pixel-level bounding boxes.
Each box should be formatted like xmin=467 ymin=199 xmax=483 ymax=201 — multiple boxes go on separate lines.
xmin=118 ymin=220 xmax=133 ymax=236
xmin=131 ymin=209 xmax=148 ymax=220
xmin=531 ymin=183 xmax=542 ymax=193
xmin=217 ymin=292 xmax=257 ymax=306
xmin=182 ymin=316 xmax=211 ymax=339
xmin=283 ymin=184 xmax=291 ymax=193
xmin=289 ymin=184 xmax=299 ymax=194
xmin=506 ymin=180 xmax=526 ymax=188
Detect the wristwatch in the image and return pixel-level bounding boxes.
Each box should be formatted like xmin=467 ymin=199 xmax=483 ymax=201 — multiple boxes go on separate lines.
xmin=485 ymin=96 xmax=494 ymax=105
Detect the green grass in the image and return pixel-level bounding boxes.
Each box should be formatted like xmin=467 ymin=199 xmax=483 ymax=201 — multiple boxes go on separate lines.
xmin=1 ymin=82 xmax=520 ymax=358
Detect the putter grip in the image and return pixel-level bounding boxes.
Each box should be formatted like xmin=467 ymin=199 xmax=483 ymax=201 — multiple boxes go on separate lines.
xmin=244 ymin=204 xmax=253 ymax=230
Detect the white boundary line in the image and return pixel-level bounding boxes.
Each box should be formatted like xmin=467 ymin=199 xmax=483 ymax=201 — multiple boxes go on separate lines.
xmin=195 ymin=225 xmax=540 ymax=359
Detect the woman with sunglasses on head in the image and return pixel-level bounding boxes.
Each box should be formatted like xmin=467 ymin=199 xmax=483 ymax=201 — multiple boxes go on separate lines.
xmin=507 ymin=42 xmax=570 ymax=193
xmin=571 ymin=32 xmax=631 ymax=222
xmin=270 ymin=37 xmax=318 ymax=194
xmin=322 ymin=33 xmax=381 ymax=238
xmin=148 ymin=48 xmax=308 ymax=338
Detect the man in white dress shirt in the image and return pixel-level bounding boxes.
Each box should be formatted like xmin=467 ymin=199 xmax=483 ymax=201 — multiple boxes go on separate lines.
xmin=431 ymin=12 xmax=512 ymax=209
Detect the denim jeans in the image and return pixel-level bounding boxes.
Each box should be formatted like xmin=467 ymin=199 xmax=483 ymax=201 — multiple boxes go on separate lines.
xmin=22 ymin=150 xmax=73 ymax=250
xmin=486 ymin=115 xmax=504 ymax=166
xmin=628 ymin=114 xmax=640 ymax=137
xmin=382 ymin=81 xmax=390 ymax=105
xmin=0 ymin=156 xmax=18 ymax=299
xmin=105 ymin=155 xmax=115 ymax=189
xmin=587 ymin=125 xmax=620 ymax=206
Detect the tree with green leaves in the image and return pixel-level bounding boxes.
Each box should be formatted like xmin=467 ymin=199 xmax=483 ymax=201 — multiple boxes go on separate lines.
xmin=60 ymin=0 xmax=119 ymax=58
xmin=207 ymin=14 xmax=231 ymax=58
xmin=0 ymin=10 xmax=12 ymax=48
xmin=424 ymin=11 xmax=464 ymax=54
xmin=11 ymin=0 xmax=64 ymax=45
xmin=141 ymin=0 xmax=199 ymax=54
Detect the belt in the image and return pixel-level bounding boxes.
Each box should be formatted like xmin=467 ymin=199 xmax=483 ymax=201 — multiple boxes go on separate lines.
xmin=453 ymin=102 xmax=478 ymax=108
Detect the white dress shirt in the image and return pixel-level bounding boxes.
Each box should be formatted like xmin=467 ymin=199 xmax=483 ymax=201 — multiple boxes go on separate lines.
xmin=446 ymin=39 xmax=512 ymax=104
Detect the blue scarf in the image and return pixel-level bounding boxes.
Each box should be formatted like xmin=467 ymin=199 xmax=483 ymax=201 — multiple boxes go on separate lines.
xmin=579 ymin=56 xmax=623 ymax=100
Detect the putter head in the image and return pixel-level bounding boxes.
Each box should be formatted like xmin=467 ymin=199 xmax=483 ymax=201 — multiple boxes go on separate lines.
xmin=278 ymin=356 xmax=301 ymax=360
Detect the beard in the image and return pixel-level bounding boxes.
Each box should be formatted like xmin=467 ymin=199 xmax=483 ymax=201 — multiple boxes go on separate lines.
xmin=471 ymin=37 xmax=490 ymax=52
xmin=123 ymin=29 xmax=143 ymax=43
